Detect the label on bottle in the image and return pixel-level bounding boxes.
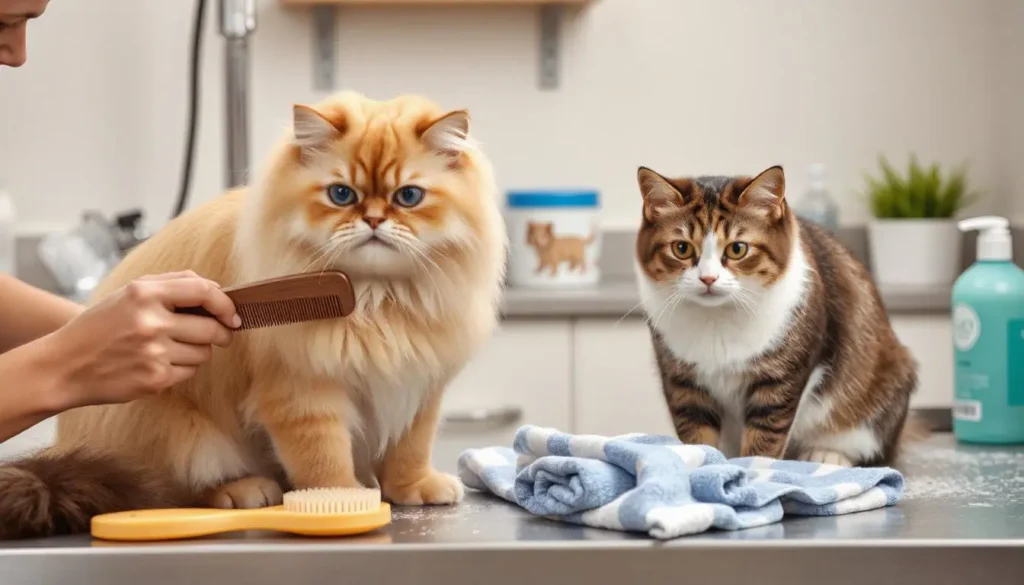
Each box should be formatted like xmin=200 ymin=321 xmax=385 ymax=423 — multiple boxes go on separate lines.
xmin=953 ymin=304 xmax=981 ymax=351
xmin=1009 ymin=319 xmax=1024 ymax=406
xmin=953 ymin=399 xmax=982 ymax=422
xmin=952 ymin=302 xmax=994 ymax=424
xmin=953 ymin=371 xmax=990 ymax=422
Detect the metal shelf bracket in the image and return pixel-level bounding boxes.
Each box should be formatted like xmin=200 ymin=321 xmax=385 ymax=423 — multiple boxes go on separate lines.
xmin=308 ymin=3 xmax=571 ymax=92
xmin=312 ymin=5 xmax=338 ymax=92
xmin=538 ymin=4 xmax=563 ymax=90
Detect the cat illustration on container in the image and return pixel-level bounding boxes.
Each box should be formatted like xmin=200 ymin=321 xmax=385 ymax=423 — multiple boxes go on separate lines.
xmin=525 ymin=221 xmax=595 ymax=276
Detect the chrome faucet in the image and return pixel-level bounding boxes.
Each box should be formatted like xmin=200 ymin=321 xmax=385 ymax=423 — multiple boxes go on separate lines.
xmin=219 ymin=0 xmax=257 ymax=189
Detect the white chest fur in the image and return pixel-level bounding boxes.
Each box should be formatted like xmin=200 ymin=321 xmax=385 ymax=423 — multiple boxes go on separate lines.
xmin=636 ymin=242 xmax=812 ymax=449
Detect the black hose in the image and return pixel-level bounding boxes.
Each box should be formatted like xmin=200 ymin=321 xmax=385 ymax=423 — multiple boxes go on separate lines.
xmin=172 ymin=0 xmax=207 ymax=219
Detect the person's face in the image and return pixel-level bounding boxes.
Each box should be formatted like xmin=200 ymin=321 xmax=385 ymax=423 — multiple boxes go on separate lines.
xmin=0 ymin=0 xmax=48 ymax=67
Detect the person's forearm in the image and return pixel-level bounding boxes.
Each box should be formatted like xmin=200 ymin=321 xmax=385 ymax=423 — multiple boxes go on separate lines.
xmin=0 ymin=333 xmax=69 ymax=443
xmin=0 ymin=274 xmax=84 ymax=353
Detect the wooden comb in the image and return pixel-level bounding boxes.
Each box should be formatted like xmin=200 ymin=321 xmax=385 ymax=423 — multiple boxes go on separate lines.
xmin=175 ymin=271 xmax=356 ymax=330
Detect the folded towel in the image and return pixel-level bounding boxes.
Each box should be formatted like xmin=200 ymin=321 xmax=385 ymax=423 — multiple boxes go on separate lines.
xmin=457 ymin=425 xmax=905 ymax=540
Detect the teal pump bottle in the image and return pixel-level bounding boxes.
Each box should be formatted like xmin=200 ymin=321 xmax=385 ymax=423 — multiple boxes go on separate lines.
xmin=951 ymin=216 xmax=1024 ymax=443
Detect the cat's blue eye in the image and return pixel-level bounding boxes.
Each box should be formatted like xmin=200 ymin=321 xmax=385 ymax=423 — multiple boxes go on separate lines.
xmin=327 ymin=184 xmax=357 ymax=206
xmin=393 ymin=186 xmax=425 ymax=208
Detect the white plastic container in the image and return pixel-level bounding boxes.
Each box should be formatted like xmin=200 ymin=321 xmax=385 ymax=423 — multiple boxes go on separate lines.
xmin=0 ymin=180 xmax=16 ymax=276
xmin=505 ymin=189 xmax=601 ymax=289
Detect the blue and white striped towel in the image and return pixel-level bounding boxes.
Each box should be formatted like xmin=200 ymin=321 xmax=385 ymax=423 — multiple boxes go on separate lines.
xmin=457 ymin=425 xmax=904 ymax=540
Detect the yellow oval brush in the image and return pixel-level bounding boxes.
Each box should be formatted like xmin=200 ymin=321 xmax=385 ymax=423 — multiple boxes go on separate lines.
xmin=91 ymin=487 xmax=391 ymax=541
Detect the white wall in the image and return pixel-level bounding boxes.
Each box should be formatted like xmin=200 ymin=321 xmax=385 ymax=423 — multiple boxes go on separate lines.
xmin=994 ymin=0 xmax=1024 ymax=224
xmin=0 ymin=0 xmax=1009 ymax=233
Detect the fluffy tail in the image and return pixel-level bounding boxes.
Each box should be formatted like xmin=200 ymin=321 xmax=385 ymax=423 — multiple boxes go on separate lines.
xmin=0 ymin=447 xmax=187 ymax=539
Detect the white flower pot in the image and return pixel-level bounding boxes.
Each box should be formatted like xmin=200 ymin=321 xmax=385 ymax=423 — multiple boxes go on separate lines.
xmin=867 ymin=219 xmax=961 ymax=287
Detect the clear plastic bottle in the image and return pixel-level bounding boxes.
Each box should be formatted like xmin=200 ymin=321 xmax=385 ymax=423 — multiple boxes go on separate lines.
xmin=794 ymin=163 xmax=839 ymax=232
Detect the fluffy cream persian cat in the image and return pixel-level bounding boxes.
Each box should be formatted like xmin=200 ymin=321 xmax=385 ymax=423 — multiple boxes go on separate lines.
xmin=0 ymin=91 xmax=507 ymax=538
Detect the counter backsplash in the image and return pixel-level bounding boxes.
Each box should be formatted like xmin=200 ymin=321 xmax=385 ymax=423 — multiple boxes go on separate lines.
xmin=13 ymin=225 xmax=1024 ymax=299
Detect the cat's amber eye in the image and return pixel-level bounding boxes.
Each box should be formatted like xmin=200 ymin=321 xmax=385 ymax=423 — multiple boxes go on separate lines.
xmin=671 ymin=241 xmax=695 ymax=260
xmin=724 ymin=242 xmax=749 ymax=260
xmin=393 ymin=186 xmax=426 ymax=208
xmin=327 ymin=184 xmax=357 ymax=206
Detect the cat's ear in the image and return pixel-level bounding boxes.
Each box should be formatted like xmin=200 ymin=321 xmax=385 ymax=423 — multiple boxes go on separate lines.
xmin=637 ymin=167 xmax=689 ymax=222
xmin=737 ymin=165 xmax=786 ymax=220
xmin=292 ymin=104 xmax=344 ymax=153
xmin=420 ymin=110 xmax=473 ymax=159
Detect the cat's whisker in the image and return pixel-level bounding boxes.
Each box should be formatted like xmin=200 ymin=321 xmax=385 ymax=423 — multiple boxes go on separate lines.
xmin=732 ymin=289 xmax=756 ymax=317
xmin=663 ymin=289 xmax=689 ymax=327
xmin=615 ymin=287 xmax=661 ymax=327
xmin=300 ymin=239 xmax=341 ymax=274
xmin=650 ymin=288 xmax=684 ymax=331
xmin=318 ymin=234 xmax=357 ymax=278
xmin=410 ymin=243 xmax=450 ymax=280
xmin=299 ymin=239 xmax=333 ymax=269
xmin=408 ymin=245 xmax=445 ymax=282
xmin=300 ymin=226 xmax=359 ymax=274
xmin=655 ymin=291 xmax=684 ymax=329
xmin=642 ymin=291 xmax=671 ymax=328
xmin=741 ymin=295 xmax=757 ymax=317
xmin=401 ymin=243 xmax=446 ymax=303
xmin=399 ymin=234 xmax=456 ymax=289
xmin=642 ymin=296 xmax=662 ymax=327
xmin=315 ymin=242 xmax=345 ymax=275
xmin=374 ymin=228 xmax=457 ymax=316
xmin=615 ymin=300 xmax=648 ymax=326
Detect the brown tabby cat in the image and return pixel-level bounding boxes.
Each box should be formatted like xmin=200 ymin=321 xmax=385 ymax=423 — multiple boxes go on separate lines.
xmin=634 ymin=165 xmax=922 ymax=467
xmin=525 ymin=221 xmax=594 ymax=275
xmin=0 ymin=91 xmax=507 ymax=538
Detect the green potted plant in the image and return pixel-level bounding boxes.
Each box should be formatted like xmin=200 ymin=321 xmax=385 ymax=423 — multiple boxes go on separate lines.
xmin=864 ymin=154 xmax=978 ymax=287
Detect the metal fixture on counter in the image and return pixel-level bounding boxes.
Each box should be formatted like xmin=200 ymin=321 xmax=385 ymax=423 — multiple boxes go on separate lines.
xmin=36 ymin=210 xmax=151 ymax=302
xmin=219 ymin=0 xmax=257 ymax=189
xmin=111 ymin=210 xmax=150 ymax=252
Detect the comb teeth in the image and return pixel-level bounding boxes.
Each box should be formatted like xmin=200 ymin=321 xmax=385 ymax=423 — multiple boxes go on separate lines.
xmin=236 ymin=294 xmax=346 ymax=330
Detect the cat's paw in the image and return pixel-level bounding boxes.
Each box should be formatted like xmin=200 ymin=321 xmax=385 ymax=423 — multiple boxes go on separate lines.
xmin=206 ymin=476 xmax=283 ymax=509
xmin=383 ymin=471 xmax=465 ymax=506
xmin=798 ymin=450 xmax=854 ymax=467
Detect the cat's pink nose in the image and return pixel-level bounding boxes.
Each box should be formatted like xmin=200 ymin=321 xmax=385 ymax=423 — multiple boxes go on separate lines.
xmin=699 ymin=275 xmax=718 ymax=286
xmin=365 ymin=217 xmax=383 ymax=229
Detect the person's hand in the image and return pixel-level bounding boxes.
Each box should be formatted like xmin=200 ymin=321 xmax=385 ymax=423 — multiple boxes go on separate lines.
xmin=46 ymin=271 xmax=241 ymax=408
